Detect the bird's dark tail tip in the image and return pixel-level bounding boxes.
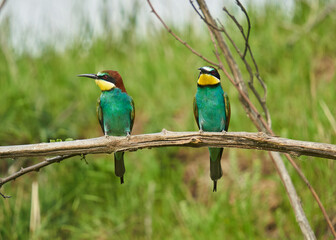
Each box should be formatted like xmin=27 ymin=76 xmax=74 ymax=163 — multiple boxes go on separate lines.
xmin=213 ymin=181 xmax=217 ymax=192
xmin=120 ymin=176 xmax=124 ymax=184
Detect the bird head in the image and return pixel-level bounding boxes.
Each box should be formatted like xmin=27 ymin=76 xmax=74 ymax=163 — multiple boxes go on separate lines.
xmin=78 ymin=70 xmax=127 ymax=92
xmin=197 ymin=66 xmax=221 ymax=86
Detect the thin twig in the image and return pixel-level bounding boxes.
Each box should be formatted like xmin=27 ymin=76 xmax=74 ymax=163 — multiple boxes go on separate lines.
xmin=0 ymin=191 xmax=11 ymax=198
xmin=222 ymin=2 xmax=270 ymax=125
xmin=0 ymin=155 xmax=77 ymax=189
xmin=146 ymin=0 xmax=219 ymax=67
xmin=0 ymin=0 xmax=7 ymax=14
xmin=284 ymin=153 xmax=336 ymax=238
xmin=235 ymin=0 xmax=250 ymax=59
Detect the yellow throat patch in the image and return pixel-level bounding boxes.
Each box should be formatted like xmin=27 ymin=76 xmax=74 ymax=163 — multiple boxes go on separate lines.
xmin=95 ymin=80 xmax=115 ymax=91
xmin=197 ymin=74 xmax=220 ymax=86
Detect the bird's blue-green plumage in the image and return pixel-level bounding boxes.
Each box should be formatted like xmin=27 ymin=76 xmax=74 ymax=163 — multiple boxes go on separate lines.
xmin=98 ymin=88 xmax=135 ymax=184
xmin=98 ymin=88 xmax=134 ymax=136
xmin=194 ymin=84 xmax=228 ymax=132
xmin=193 ymin=67 xmax=230 ymax=192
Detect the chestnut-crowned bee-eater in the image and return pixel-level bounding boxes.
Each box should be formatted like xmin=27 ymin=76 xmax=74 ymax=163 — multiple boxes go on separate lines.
xmin=193 ymin=66 xmax=231 ymax=192
xmin=78 ymin=70 xmax=135 ymax=184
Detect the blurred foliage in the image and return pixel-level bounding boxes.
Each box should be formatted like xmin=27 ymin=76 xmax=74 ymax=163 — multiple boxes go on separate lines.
xmin=0 ymin=1 xmax=335 ymax=239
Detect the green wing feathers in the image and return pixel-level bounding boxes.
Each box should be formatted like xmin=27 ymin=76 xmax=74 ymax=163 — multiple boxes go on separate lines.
xmin=193 ymin=97 xmax=200 ymax=129
xmin=96 ymin=97 xmax=105 ymax=134
xmin=130 ymin=98 xmax=135 ymax=132
xmin=223 ymin=92 xmax=231 ymax=131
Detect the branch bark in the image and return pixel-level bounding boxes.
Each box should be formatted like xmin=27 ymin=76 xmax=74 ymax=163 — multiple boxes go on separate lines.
xmin=0 ymin=131 xmax=335 ymax=160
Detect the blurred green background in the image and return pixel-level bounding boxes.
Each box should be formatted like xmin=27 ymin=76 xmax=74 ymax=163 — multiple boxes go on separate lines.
xmin=0 ymin=0 xmax=335 ymax=239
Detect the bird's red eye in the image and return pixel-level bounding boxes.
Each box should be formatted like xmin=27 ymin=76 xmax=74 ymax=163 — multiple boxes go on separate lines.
xmin=103 ymin=75 xmax=108 ymax=79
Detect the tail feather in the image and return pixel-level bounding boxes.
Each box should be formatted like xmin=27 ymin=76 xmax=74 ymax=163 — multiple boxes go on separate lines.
xmin=114 ymin=152 xmax=125 ymax=184
xmin=209 ymin=148 xmax=223 ymax=192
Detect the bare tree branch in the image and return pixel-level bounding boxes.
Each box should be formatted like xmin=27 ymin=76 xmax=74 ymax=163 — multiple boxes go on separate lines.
xmin=146 ymin=0 xmax=219 ymax=67
xmin=0 ymin=191 xmax=10 ymax=198
xmin=0 ymin=131 xmax=335 ymax=160
xmin=222 ymin=1 xmax=270 ymax=126
xmin=0 ymin=131 xmax=335 ymax=197
xmin=0 ymin=155 xmax=77 ymax=191
xmin=0 ymin=0 xmax=7 ymax=14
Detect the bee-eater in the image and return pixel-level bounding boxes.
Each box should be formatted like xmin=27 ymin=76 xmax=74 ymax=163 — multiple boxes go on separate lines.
xmin=78 ymin=70 xmax=135 ymax=184
xmin=193 ymin=66 xmax=231 ymax=192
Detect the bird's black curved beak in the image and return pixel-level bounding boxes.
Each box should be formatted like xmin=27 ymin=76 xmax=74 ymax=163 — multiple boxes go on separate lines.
xmin=77 ymin=74 xmax=98 ymax=79
xmin=198 ymin=67 xmax=205 ymax=73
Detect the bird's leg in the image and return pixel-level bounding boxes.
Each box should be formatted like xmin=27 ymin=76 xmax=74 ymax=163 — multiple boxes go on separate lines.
xmin=221 ymin=130 xmax=227 ymax=134
xmin=199 ymin=128 xmax=204 ymax=134
xmin=104 ymin=132 xmax=109 ymax=138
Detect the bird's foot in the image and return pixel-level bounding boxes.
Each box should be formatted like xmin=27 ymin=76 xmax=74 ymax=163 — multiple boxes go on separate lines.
xmin=199 ymin=129 xmax=204 ymax=134
xmin=126 ymin=132 xmax=131 ymax=140
xmin=104 ymin=133 xmax=109 ymax=138
xmin=221 ymin=130 xmax=227 ymax=134
xmin=161 ymin=128 xmax=168 ymax=135
xmin=213 ymin=181 xmax=217 ymax=192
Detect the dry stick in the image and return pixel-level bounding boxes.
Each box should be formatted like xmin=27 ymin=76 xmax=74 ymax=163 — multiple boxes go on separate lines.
xmin=0 ymin=132 xmax=335 ymax=160
xmin=0 ymin=155 xmax=77 ymax=189
xmin=0 ymin=0 xmax=7 ymax=13
xmin=221 ymin=3 xmax=270 ymax=126
xmin=284 ymin=153 xmax=336 ymax=238
xmin=195 ymin=1 xmax=336 ymax=238
xmin=147 ymin=0 xmax=219 ymax=68
xmin=234 ymin=0 xmax=250 ymax=59
xmin=0 ymin=191 xmax=10 ymax=198
xmin=1 ymin=131 xmax=336 ymax=190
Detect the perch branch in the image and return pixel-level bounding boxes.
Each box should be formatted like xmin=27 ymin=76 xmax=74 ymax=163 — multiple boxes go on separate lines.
xmin=0 ymin=131 xmax=335 ymax=160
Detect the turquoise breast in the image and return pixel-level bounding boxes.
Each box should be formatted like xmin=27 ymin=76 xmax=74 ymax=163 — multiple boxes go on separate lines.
xmin=195 ymin=84 xmax=227 ymax=132
xmin=100 ymin=88 xmax=133 ymax=136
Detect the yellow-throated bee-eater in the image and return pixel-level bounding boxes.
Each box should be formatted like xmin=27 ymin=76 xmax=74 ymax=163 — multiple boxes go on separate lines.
xmin=78 ymin=70 xmax=135 ymax=184
xmin=193 ymin=66 xmax=231 ymax=192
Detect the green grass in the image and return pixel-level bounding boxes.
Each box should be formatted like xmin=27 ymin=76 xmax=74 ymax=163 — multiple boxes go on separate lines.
xmin=1 ymin=2 xmax=336 ymax=239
